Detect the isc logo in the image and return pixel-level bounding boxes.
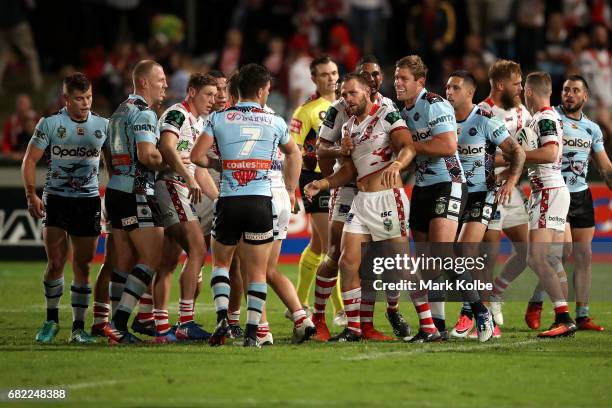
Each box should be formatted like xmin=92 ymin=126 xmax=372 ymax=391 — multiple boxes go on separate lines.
xmin=380 ymin=210 xmax=393 ymax=217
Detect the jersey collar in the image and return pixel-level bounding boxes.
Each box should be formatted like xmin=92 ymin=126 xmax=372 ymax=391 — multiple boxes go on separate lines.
xmin=456 ymin=105 xmax=477 ymax=123
xmin=556 ymin=104 xmax=583 ymax=121
xmin=61 ymin=107 xmax=89 ymax=123
xmin=236 ymin=101 xmax=262 ymax=109
xmin=538 ymin=106 xmax=554 ymax=113
xmin=129 ymin=93 xmax=148 ymax=106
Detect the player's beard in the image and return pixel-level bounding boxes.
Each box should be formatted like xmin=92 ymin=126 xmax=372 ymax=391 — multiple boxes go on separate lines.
xmin=500 ymin=89 xmax=519 ymax=110
xmin=349 ymin=96 xmax=368 ymax=117
xmin=563 ymin=100 xmax=584 ymax=113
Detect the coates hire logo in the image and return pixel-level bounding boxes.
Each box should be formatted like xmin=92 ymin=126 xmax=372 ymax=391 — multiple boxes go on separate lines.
xmin=51 ymin=145 xmax=101 ymax=159
xmin=563 ymin=137 xmax=592 ymax=150
xmin=225 ymin=112 xmax=272 ymax=125
xmin=458 ymin=144 xmax=484 ymax=156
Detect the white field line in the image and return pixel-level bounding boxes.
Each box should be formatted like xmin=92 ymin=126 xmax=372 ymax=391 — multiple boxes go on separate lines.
xmin=343 ymin=339 xmax=541 ymax=361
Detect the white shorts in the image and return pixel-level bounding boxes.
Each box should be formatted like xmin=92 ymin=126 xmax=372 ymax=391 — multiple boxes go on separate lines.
xmin=528 ymin=187 xmax=570 ymax=232
xmin=488 ymin=185 xmax=528 ymax=231
xmin=272 ymin=187 xmax=291 ymax=240
xmin=195 ymin=195 xmax=214 ymax=236
xmin=343 ymin=188 xmax=410 ymax=241
xmin=154 ymin=179 xmax=199 ymax=228
xmin=329 ymin=186 xmax=357 ymax=223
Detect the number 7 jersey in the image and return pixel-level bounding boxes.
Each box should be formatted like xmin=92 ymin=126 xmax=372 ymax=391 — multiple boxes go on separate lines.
xmin=203 ymin=102 xmax=290 ymax=197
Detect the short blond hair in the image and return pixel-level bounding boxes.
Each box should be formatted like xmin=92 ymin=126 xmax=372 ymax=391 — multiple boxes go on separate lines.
xmin=132 ymin=60 xmax=162 ymax=86
xmin=525 ymin=71 xmax=552 ymax=97
xmin=395 ymin=55 xmax=428 ymax=80
xmin=488 ymin=59 xmax=522 ymax=85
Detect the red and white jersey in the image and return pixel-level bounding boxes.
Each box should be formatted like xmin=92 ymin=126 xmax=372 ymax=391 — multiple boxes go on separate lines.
xmin=342 ymin=102 xmax=408 ymax=182
xmin=478 ymin=98 xmax=531 ymax=137
xmin=527 ymin=107 xmax=565 ymax=191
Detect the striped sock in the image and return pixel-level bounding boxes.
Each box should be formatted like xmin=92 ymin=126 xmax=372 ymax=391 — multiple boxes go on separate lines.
xmin=179 ymin=299 xmax=194 ymax=324
xmin=492 ymin=276 xmax=509 ymax=298
xmin=360 ymin=298 xmax=375 ymax=324
xmin=257 ymin=322 xmax=270 ymax=339
xmin=211 ymin=266 xmax=230 ymax=322
xmin=296 ymin=245 xmax=321 ymax=305
xmin=576 ymin=305 xmax=589 ymax=319
xmin=291 ymin=309 xmax=307 ymax=328
xmin=228 ymin=310 xmax=240 ymax=326
xmin=136 ymin=293 xmax=154 ymax=323
xmin=342 ymin=287 xmax=361 ymax=335
xmin=313 ymin=275 xmax=337 ymax=317
xmin=410 ymin=290 xmax=436 ymax=333
xmin=246 ymin=282 xmax=267 ymax=339
xmin=114 ymin=264 xmax=154 ymax=331
xmin=93 ymin=302 xmax=110 ymax=329
xmin=153 ymin=309 xmax=171 ymax=335
xmin=109 ymin=269 xmax=128 ymax=314
xmin=386 ymin=291 xmax=400 ymax=314
xmin=44 ymin=277 xmax=64 ymax=323
xmin=70 ymin=282 xmax=91 ymax=330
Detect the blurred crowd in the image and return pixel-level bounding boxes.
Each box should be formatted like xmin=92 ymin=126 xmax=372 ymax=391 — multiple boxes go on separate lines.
xmin=1 ymin=0 xmax=611 ymax=162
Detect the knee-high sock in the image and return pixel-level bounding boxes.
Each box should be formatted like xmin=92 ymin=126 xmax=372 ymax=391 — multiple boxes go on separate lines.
xmin=296 ymin=245 xmax=321 ymax=306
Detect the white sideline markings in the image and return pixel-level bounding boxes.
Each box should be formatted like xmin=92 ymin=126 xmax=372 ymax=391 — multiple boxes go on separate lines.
xmin=343 ymin=339 xmax=541 ymax=361
xmin=59 ymin=379 xmax=131 ymax=390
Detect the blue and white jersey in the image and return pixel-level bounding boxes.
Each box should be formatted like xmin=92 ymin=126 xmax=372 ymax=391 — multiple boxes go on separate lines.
xmin=457 ymin=106 xmax=510 ymax=193
xmin=401 ymin=88 xmax=466 ymax=187
xmin=203 ymin=102 xmax=290 ymax=197
xmin=106 ymin=94 xmax=159 ymax=195
xmin=556 ymin=106 xmax=605 ymax=193
xmin=29 ymin=108 xmax=108 ymax=198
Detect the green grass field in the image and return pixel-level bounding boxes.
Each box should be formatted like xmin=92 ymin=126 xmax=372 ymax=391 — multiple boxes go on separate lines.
xmin=1 ymin=261 xmax=611 ymax=407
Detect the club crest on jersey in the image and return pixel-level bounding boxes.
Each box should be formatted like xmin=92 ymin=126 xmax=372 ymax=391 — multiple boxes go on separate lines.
xmin=77 ymin=127 xmax=85 ymax=136
xmin=383 ymin=218 xmax=393 ymax=231
xmin=57 ymin=126 xmax=67 ymax=139
xmin=94 ymin=130 xmax=103 ymax=139
xmin=469 ymin=128 xmax=477 ymax=136
xmin=414 ymin=112 xmax=420 ymax=121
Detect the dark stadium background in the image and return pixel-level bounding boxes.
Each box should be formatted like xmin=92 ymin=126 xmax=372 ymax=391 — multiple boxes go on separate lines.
xmin=1 ymin=0 xmax=611 ymax=259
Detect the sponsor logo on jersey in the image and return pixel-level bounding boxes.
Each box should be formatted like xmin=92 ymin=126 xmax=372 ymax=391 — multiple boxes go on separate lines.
xmin=290 ymin=118 xmax=302 ymax=134
xmin=429 ymin=115 xmax=454 ymax=128
xmin=133 ymin=124 xmax=155 ymax=133
xmin=51 ymin=145 xmax=101 ymax=159
xmin=226 ymin=112 xmax=272 ymax=125
xmin=94 ymin=130 xmax=103 ymax=139
xmin=468 ymin=127 xmax=478 ymax=136
xmin=413 ymin=128 xmax=430 ymax=141
xmin=77 ymin=127 xmax=85 ymax=136
xmin=223 ymin=159 xmax=272 ymax=170
xmin=322 ymin=106 xmax=338 ymax=129
xmin=458 ymin=144 xmax=485 ymax=156
xmin=563 ymin=137 xmax=592 ymax=149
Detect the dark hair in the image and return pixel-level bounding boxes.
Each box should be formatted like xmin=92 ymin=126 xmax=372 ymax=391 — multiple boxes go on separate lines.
xmin=564 ymin=74 xmax=589 ymax=93
xmin=395 ymin=55 xmax=428 ymax=80
xmin=357 ymin=55 xmax=379 ymax=70
xmin=208 ymin=70 xmax=226 ymax=79
xmin=227 ymin=72 xmax=239 ymax=100
xmin=449 ymin=70 xmax=478 ymax=90
xmin=63 ymin=72 xmax=91 ymax=94
xmin=187 ymin=73 xmax=218 ymax=93
xmin=238 ymin=64 xmax=271 ymax=99
xmin=341 ymin=72 xmax=374 ymax=90
xmin=309 ymin=55 xmax=335 ymax=76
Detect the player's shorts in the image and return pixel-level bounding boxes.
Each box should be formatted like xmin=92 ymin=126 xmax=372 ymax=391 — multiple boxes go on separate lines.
xmin=329 ymin=185 xmax=357 ymax=223
xmin=105 ymin=188 xmax=161 ymax=231
xmin=409 ymin=182 xmax=467 ymax=233
xmin=212 ymin=195 xmax=275 ymax=246
xmin=42 ymin=194 xmax=101 ymax=237
xmin=299 ymin=169 xmax=330 ymax=214
xmin=272 ymin=187 xmax=291 ymax=240
xmin=154 ymin=179 xmax=198 ymax=228
xmin=528 ymin=187 xmax=570 ymax=232
xmin=488 ymin=185 xmax=528 ymax=231
xmin=566 ymin=188 xmax=595 ymax=228
xmin=460 ymin=190 xmax=496 ymax=226
xmin=195 ymin=195 xmax=214 ymax=236
xmin=344 ymin=188 xmax=409 ymax=241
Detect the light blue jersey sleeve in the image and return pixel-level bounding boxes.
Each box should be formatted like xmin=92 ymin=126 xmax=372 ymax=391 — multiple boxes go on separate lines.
xmin=591 ymin=124 xmax=605 ymax=153
xmin=29 ymin=117 xmax=52 ymax=150
xmin=486 ymin=115 xmax=510 ymax=146
xmin=428 ymin=100 xmax=456 ymax=136
xmin=132 ymin=110 xmax=158 ymax=144
xmin=277 ymin=119 xmax=290 ymax=146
